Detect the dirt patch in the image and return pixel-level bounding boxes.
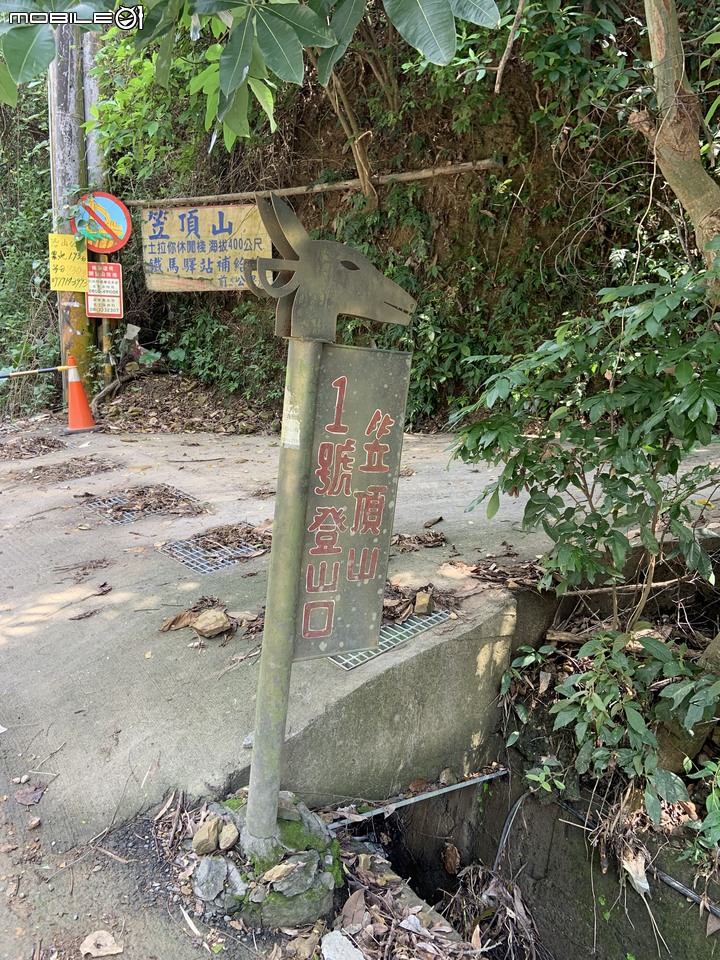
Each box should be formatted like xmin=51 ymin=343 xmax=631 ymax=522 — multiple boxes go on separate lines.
xmin=0 ymin=435 xmax=66 ymax=461
xmin=0 ymin=808 xmax=265 ymax=960
xmin=6 ymin=457 xmax=117 ymax=484
xmin=97 ymin=373 xmax=279 ymax=436
xmin=85 ymin=484 xmax=206 ymax=524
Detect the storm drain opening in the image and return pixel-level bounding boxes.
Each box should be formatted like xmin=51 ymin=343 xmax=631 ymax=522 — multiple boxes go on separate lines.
xmin=86 ymin=483 xmax=205 ymax=525
xmin=159 ymin=522 xmax=272 ymax=572
xmin=327 ymin=610 xmax=451 ymax=670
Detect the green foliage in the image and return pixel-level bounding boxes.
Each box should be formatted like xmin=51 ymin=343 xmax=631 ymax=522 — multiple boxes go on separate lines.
xmin=502 ymin=632 xmax=720 ymax=838
xmin=1 ymin=0 xmax=501 ymax=137
xmin=160 ymin=298 xmax=285 ymax=406
xmin=685 ymin=759 xmax=720 ymax=858
xmin=0 ymin=83 xmax=59 ymax=415
xmin=453 ymin=258 xmax=720 ymax=598
xmin=85 ymin=30 xmax=204 ymax=186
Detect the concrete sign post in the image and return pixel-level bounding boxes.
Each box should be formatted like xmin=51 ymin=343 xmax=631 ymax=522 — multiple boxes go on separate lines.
xmin=241 ymin=196 xmax=415 ymax=855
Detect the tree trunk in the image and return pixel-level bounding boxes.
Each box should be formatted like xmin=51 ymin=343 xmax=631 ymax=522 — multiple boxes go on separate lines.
xmin=630 ymin=0 xmax=720 ymax=262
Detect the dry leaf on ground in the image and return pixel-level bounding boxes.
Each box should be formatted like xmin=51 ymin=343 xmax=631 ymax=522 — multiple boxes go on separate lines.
xmin=263 ymin=861 xmax=298 ymax=883
xmin=79 ymin=930 xmax=124 ymax=957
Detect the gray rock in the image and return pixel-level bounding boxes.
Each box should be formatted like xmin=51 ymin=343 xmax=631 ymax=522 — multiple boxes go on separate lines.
xmin=296 ymin=801 xmax=332 ymax=846
xmin=249 ymin=884 xmax=268 ymax=904
xmin=219 ymin=821 xmax=239 ymax=851
xmin=320 ymin=871 xmax=335 ymax=891
xmin=278 ymin=791 xmax=302 ymax=822
xmin=192 ymin=856 xmax=227 ymax=902
xmin=321 ymin=931 xmax=365 ymax=960
xmin=242 ymin=733 xmax=254 ymax=749
xmin=260 ymin=878 xmax=333 ymax=928
xmin=227 ymin=862 xmax=248 ymax=899
xmin=221 ymin=803 xmax=247 ymax=833
xmin=192 ymin=817 xmax=222 ymax=855
xmin=273 ymin=850 xmax=319 ymax=898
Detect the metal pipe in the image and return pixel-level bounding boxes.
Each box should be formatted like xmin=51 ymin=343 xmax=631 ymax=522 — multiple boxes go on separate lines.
xmin=245 ymin=338 xmax=324 ymax=841
xmin=0 ymin=366 xmax=71 ymax=379
xmin=329 ymin=770 xmax=509 ymax=830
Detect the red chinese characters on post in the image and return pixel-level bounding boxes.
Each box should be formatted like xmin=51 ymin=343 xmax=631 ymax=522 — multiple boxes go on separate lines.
xmin=315 ymin=439 xmax=355 ymax=496
xmin=308 ymin=505 xmax=347 ymax=555
xmin=302 ymin=600 xmax=335 ymax=639
xmin=325 ymin=377 xmax=349 ymax=434
xmin=301 ymin=381 xmax=400 ymax=644
xmin=359 ymin=409 xmax=395 ymax=474
xmin=352 ymin=484 xmax=387 ymax=536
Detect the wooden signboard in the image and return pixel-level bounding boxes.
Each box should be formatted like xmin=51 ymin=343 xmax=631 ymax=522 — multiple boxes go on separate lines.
xmin=141 ymin=204 xmax=271 ymax=292
xmin=48 ymin=234 xmax=88 ymax=292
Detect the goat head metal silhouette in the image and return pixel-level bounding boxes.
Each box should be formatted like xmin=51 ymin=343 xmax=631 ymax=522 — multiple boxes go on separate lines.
xmin=244 ymin=195 xmax=416 ymax=341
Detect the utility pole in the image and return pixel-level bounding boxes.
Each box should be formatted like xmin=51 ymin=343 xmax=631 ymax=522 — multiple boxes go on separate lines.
xmin=48 ymin=23 xmax=92 ymax=384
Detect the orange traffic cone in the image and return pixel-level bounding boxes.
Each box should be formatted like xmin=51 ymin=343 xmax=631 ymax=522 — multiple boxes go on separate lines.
xmin=64 ymin=355 xmax=100 ymax=434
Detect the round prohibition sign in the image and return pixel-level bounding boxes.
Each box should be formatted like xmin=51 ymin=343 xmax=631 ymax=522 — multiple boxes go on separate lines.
xmin=71 ymin=192 xmax=133 ymax=254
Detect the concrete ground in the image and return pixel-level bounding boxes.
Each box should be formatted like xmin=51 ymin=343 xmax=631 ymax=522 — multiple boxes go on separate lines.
xmin=0 ymin=418 xmax=717 ymax=958
xmin=0 ymin=423 xmax=550 ymax=846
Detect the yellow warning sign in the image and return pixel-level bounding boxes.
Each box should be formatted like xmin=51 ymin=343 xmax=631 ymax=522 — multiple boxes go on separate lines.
xmin=48 ymin=233 xmax=88 ymax=292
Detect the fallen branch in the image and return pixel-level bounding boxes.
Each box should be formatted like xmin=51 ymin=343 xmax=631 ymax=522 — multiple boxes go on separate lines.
xmin=563 ymin=573 xmax=695 ymax=598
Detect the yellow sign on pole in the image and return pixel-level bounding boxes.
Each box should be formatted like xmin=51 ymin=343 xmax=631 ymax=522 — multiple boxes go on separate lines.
xmin=48 ymin=233 xmax=88 ymax=292
xmin=141 ymin=204 xmax=271 ymax=292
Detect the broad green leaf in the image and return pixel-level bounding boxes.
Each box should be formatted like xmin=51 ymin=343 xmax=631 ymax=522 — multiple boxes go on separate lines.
xmin=3 ymin=24 xmax=54 ymax=83
xmin=205 ymin=83 xmax=219 ymax=130
xmin=486 ymin=487 xmax=500 ymax=519
xmin=134 ymin=2 xmax=174 ymax=48
xmin=248 ymin=77 xmax=276 ymax=132
xmin=189 ymin=62 xmax=217 ymax=95
xmin=639 ymin=525 xmax=660 ymax=556
xmin=644 ymin=785 xmax=662 ymax=824
xmin=220 ymin=11 xmax=254 ymax=95
xmin=637 ymin=634 xmax=672 ymax=663
xmin=552 ymin=707 xmax=579 ymax=731
xmin=674 ymin=359 xmax=694 ymax=386
xmin=448 ymin=0 xmax=498 ymax=27
xmin=652 ymin=768 xmax=689 ymax=804
xmin=575 ymin=739 xmax=593 ymax=774
xmin=266 ymin=3 xmax=336 ymax=47
xmin=0 ymin=60 xmax=18 ymax=106
xmin=316 ymin=0 xmax=364 ymax=85
xmin=222 ymin=81 xmax=249 ymax=137
xmin=255 ymin=8 xmax=304 ymax=84
xmin=155 ymin=29 xmax=174 ymax=86
xmin=187 ymin=0 xmax=238 ymax=12
xmin=382 ymin=0 xmax=456 ymax=66
xmin=623 ymin=703 xmax=648 ymax=736
xmin=308 ymin=0 xmax=335 ymax=14
xmin=506 ymin=730 xmax=520 ymax=747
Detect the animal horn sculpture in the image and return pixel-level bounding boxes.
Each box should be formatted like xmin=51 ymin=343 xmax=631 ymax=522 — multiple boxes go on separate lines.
xmin=244 ymin=195 xmax=416 ymax=340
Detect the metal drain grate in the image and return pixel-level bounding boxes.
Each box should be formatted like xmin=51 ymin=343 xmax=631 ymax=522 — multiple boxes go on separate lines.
xmin=327 ymin=610 xmax=451 ymax=670
xmin=86 ymin=493 xmax=136 ymax=524
xmin=160 ymin=538 xmax=262 ymax=574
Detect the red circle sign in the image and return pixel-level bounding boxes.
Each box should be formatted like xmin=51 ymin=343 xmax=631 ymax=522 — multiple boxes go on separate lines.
xmin=71 ymin=191 xmax=132 ymax=253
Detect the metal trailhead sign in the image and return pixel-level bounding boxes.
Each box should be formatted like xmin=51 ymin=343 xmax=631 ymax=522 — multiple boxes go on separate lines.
xmin=295 ymin=344 xmax=411 ymax=660
xmin=242 ymin=193 xmax=417 ymax=841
